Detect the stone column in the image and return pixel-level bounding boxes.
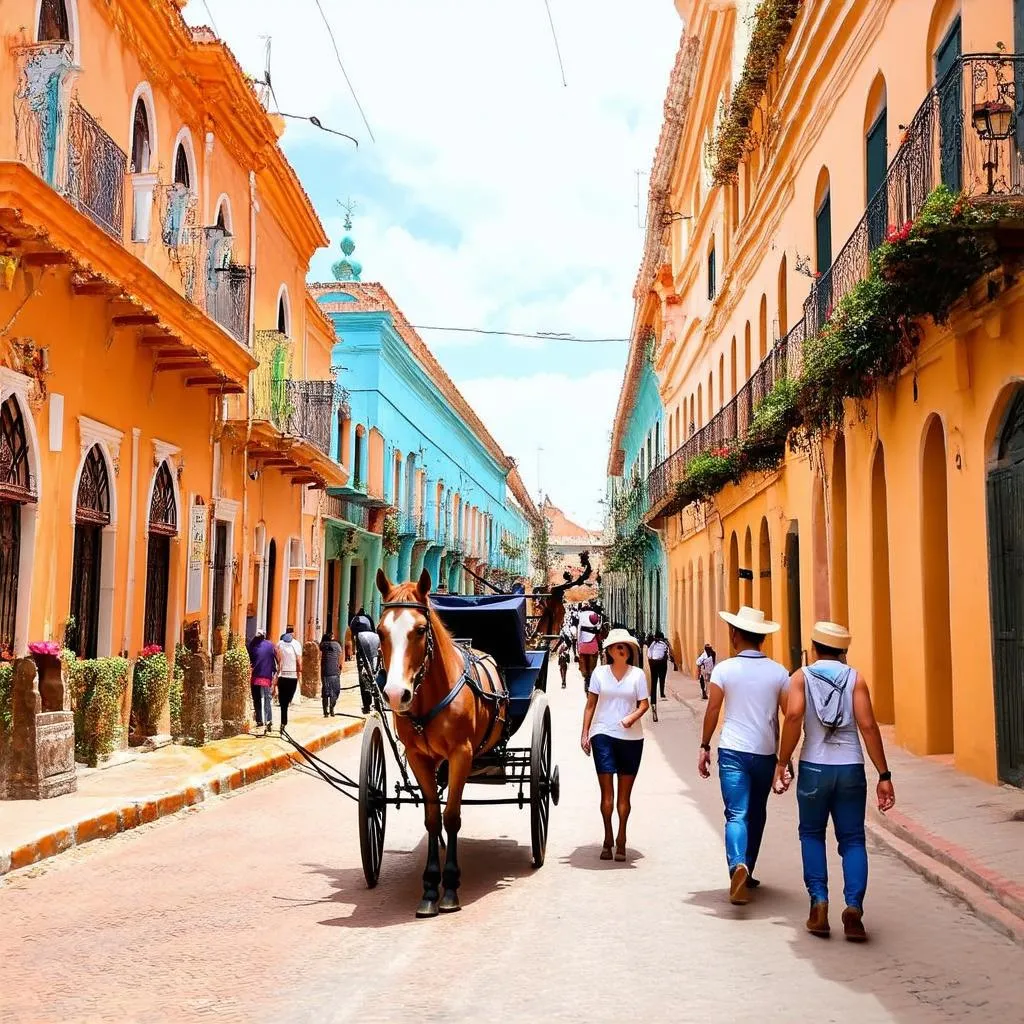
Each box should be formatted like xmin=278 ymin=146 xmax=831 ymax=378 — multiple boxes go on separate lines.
xmin=339 ymin=553 xmax=354 ymax=660
xmin=397 ymin=536 xmax=415 ymax=583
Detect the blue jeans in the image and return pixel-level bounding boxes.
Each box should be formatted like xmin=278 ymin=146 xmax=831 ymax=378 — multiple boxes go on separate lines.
xmin=718 ymin=748 xmax=776 ymax=874
xmin=251 ymin=684 xmax=272 ymax=726
xmin=797 ymin=761 xmax=868 ymax=909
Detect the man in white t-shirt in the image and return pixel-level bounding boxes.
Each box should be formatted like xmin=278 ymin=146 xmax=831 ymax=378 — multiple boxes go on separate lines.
xmin=275 ymin=625 xmax=303 ymax=734
xmin=697 ymin=606 xmax=789 ymax=906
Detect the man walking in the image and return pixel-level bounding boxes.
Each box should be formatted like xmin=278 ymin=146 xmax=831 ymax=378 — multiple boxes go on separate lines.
xmin=275 ymin=624 xmax=303 ymax=734
xmin=577 ymin=607 xmax=603 ymax=694
xmin=774 ymin=621 xmax=895 ymax=942
xmin=349 ymin=607 xmax=377 ymax=714
xmin=247 ymin=630 xmax=279 ymax=735
xmin=697 ymin=606 xmax=788 ymax=905
xmin=696 ymin=642 xmax=716 ymax=700
xmin=646 ymin=629 xmax=672 ymax=722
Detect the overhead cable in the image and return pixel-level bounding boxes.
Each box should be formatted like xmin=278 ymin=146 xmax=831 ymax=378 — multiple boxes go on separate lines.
xmin=312 ymin=0 xmax=376 ymax=143
xmin=410 ymin=325 xmax=626 ymax=343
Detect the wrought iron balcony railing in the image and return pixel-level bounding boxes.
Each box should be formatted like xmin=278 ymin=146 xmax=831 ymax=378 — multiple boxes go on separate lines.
xmin=324 ymin=494 xmax=369 ymax=531
xmin=646 ymin=53 xmax=1024 ymax=522
xmin=14 ymin=42 xmax=127 ymax=239
xmin=282 ymin=380 xmax=334 ymax=456
xmin=205 ymin=262 xmax=252 ymax=345
xmin=400 ymin=513 xmax=423 ymax=538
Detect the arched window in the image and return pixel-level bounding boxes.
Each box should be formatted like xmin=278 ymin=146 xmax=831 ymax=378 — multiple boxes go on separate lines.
xmin=707 ymin=241 xmax=717 ymax=301
xmin=0 ymin=396 xmax=33 ymax=655
xmin=744 ymin=321 xmax=752 ymax=380
xmin=865 ymin=74 xmax=888 ymax=250
xmin=814 ymin=167 xmax=833 ymax=329
xmin=173 ymin=144 xmax=190 ymax=188
xmin=144 ymin=463 xmax=177 ymax=649
xmin=730 ymin=336 xmax=738 ymax=397
xmin=277 ymin=287 xmax=290 ymax=336
xmin=131 ymin=98 xmax=152 ymax=174
xmin=71 ymin=445 xmax=111 ymax=658
xmin=718 ymin=353 xmax=725 ymax=409
xmin=38 ymin=0 xmax=70 ymax=42
xmin=758 ymin=295 xmax=768 ymax=363
xmin=0 ymin=395 xmax=32 ymax=496
xmin=778 ymin=254 xmax=788 ymax=337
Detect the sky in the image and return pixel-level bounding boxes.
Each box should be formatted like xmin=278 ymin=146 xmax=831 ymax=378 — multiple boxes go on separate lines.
xmin=183 ymin=0 xmax=681 ymax=529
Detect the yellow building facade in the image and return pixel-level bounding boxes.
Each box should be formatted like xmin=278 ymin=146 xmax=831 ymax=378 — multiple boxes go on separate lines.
xmin=610 ymin=0 xmax=1024 ymax=785
xmin=0 ymin=0 xmax=342 ymax=730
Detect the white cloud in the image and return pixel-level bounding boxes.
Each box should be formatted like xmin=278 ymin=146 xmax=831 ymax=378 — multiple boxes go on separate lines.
xmin=183 ymin=0 xmax=679 ymax=523
xmin=457 ymin=369 xmax=622 ymax=530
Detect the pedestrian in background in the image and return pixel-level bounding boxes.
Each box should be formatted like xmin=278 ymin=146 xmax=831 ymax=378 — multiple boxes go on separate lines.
xmin=319 ymin=630 xmax=343 ymax=717
xmin=577 ymin=608 xmax=602 ymax=694
xmin=247 ymin=630 xmax=278 ymax=736
xmin=698 ymin=606 xmax=788 ymax=905
xmin=556 ymin=626 xmax=572 ymax=688
xmin=350 ymin=607 xmax=377 ymax=714
xmin=275 ymin=624 xmax=303 ymax=733
xmin=696 ymin=642 xmax=716 ymax=700
xmin=581 ymin=629 xmax=650 ymax=862
xmin=774 ymin=621 xmax=895 ymax=942
xmin=647 ymin=629 xmax=672 ymax=722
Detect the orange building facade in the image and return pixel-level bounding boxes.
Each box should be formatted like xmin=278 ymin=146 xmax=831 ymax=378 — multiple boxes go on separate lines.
xmin=0 ymin=0 xmax=342 ymax=723
xmin=609 ymin=0 xmax=1024 ymax=785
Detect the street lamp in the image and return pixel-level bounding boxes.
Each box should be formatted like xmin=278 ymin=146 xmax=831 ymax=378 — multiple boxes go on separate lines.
xmin=972 ymin=99 xmax=1016 ymax=141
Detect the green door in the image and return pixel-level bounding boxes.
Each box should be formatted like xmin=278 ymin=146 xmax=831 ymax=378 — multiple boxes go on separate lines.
xmin=866 ymin=109 xmax=888 ymax=250
xmin=936 ymin=18 xmax=962 ymax=192
xmin=814 ymin=192 xmax=832 ymax=328
xmin=270 ymin=343 xmax=289 ymax=430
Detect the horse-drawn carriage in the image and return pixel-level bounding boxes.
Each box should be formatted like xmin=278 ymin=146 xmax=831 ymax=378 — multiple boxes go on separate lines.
xmin=288 ymin=568 xmax=567 ymax=917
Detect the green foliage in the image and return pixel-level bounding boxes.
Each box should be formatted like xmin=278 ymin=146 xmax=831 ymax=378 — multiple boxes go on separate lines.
xmin=381 ymin=506 xmax=401 ymax=556
xmin=169 ymin=643 xmax=186 ymax=737
xmin=131 ymin=652 xmax=171 ymax=736
xmin=671 ymin=186 xmax=1006 ymax=509
xmin=499 ymin=534 xmax=525 ymax=562
xmin=66 ymin=653 xmax=130 ymax=766
xmin=708 ymin=0 xmax=804 ymax=186
xmin=223 ymin=632 xmax=250 ymax=681
xmin=604 ymin=525 xmax=652 ymax=575
xmin=531 ymin=514 xmax=552 ymax=587
xmin=0 ymin=661 xmax=12 ymax=732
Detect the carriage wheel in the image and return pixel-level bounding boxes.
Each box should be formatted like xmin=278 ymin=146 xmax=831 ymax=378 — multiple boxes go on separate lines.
xmin=530 ymin=693 xmax=552 ymax=868
xmin=358 ymin=717 xmax=387 ymax=888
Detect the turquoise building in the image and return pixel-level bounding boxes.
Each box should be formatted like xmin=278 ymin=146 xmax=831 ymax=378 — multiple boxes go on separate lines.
xmin=311 ymin=228 xmax=536 ymax=635
xmin=605 ymin=343 xmax=668 ymax=637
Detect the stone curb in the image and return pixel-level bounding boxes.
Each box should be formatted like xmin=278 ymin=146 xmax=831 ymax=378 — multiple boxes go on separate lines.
xmin=670 ymin=687 xmax=1024 ymax=945
xmin=0 ymin=718 xmax=365 ymax=878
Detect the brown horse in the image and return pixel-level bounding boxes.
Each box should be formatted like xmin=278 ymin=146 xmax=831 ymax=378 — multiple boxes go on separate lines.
xmin=376 ymin=567 xmax=509 ymax=917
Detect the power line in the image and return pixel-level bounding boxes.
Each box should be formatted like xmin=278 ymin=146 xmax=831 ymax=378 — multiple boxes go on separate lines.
xmin=542 ymin=0 xmax=568 ymax=87
xmin=200 ymin=0 xmax=220 ymax=36
xmin=312 ymin=0 xmax=376 ymax=143
xmin=409 ymin=325 xmax=626 ymax=343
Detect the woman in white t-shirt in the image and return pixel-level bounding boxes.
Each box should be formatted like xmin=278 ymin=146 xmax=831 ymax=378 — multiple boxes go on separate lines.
xmin=581 ymin=628 xmax=650 ymax=861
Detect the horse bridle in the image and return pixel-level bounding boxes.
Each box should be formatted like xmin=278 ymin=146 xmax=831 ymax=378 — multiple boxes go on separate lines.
xmin=378 ymin=600 xmax=435 ymax=705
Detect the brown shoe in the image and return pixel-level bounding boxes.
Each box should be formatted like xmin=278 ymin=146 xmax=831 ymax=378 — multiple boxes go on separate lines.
xmin=842 ymin=906 xmax=867 ymax=942
xmin=806 ymin=901 xmax=830 ymax=937
xmin=729 ymin=864 xmax=750 ymax=905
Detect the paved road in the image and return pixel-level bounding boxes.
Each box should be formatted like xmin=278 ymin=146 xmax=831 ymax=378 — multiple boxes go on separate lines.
xmin=1 ymin=664 xmax=1021 ymax=1024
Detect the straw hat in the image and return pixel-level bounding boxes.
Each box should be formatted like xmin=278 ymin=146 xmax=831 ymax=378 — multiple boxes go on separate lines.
xmin=602 ymin=628 xmax=640 ymax=653
xmin=811 ymin=621 xmax=852 ymax=650
xmin=718 ymin=605 xmax=781 ymax=635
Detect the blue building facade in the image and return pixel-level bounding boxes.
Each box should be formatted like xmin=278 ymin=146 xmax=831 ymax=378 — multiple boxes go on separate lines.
xmin=311 ymin=241 xmax=535 ymax=636
xmin=605 ymin=348 xmax=668 ymax=637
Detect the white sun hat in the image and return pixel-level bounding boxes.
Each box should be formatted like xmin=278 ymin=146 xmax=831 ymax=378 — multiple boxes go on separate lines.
xmin=602 ymin=628 xmax=640 ymax=653
xmin=718 ymin=605 xmax=781 ymax=635
xmin=811 ymin=621 xmax=852 ymax=649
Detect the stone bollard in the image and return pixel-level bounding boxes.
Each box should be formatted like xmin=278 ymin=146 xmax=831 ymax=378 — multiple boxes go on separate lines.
xmin=180 ymin=648 xmax=223 ymax=746
xmin=8 ymin=657 xmax=76 ymax=799
xmin=301 ymin=642 xmax=320 ymax=699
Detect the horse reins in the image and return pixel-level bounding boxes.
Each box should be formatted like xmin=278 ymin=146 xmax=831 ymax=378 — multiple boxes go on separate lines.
xmin=377 ymin=598 xmax=508 ymax=748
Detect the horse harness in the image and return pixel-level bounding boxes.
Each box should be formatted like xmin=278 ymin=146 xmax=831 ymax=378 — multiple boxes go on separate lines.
xmin=378 ymin=600 xmax=509 ymax=754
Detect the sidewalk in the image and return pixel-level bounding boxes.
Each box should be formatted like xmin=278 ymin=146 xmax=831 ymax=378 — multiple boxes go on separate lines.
xmin=664 ymin=665 xmax=1024 ymax=945
xmin=0 ymin=669 xmax=367 ymax=878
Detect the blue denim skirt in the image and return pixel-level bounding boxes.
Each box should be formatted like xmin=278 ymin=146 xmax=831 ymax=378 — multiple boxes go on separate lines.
xmin=591 ymin=733 xmax=644 ymax=776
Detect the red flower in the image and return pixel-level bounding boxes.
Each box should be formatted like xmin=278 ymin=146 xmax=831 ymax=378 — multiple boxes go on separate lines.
xmin=712 ymin=447 xmax=732 ymax=459
xmin=140 ymin=644 xmax=163 ymax=658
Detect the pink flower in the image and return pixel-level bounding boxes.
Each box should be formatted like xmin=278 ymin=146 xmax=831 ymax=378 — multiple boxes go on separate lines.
xmin=140 ymin=644 xmax=163 ymax=658
xmin=28 ymin=641 xmax=61 ymax=656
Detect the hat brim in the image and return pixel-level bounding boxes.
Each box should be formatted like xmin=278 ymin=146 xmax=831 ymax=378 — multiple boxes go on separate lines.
xmin=602 ymin=632 xmax=640 ymax=652
xmin=811 ymin=627 xmax=851 ymax=649
xmin=718 ymin=610 xmax=781 ymax=635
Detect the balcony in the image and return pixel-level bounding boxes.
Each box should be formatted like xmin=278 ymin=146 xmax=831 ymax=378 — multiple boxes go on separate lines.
xmin=325 ymin=495 xmax=370 ymax=531
xmin=13 ymin=43 xmax=127 ymax=239
xmin=646 ymin=53 xmax=1024 ymax=523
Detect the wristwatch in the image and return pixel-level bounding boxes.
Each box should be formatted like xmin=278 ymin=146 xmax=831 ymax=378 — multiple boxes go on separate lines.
xmin=700 ymin=742 xmax=711 ymax=752
xmin=878 ymin=770 xmax=892 ymax=782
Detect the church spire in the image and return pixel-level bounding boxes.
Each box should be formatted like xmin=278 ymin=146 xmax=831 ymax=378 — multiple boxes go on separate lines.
xmin=332 ymin=199 xmax=363 ymax=282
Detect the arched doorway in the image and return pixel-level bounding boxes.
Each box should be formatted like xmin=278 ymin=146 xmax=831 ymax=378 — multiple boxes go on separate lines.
xmin=0 ymin=395 xmax=33 ymax=655
xmin=38 ymin=0 xmax=71 ymax=42
xmin=987 ymin=388 xmax=1024 ymax=785
xmin=742 ymin=527 xmax=753 ymax=605
xmin=143 ymin=462 xmax=177 ymax=648
xmin=811 ymin=473 xmax=830 ymax=620
xmin=831 ymin=435 xmax=850 ymax=624
xmin=71 ymin=445 xmax=111 ymax=658
xmin=265 ymin=538 xmax=278 ymax=639
xmin=922 ymin=416 xmax=954 ymax=753
xmin=728 ymin=531 xmax=740 ymax=612
xmin=695 ymin=557 xmax=704 ymax=649
xmin=785 ymin=521 xmax=803 ymax=671
xmin=871 ymin=445 xmax=895 ymax=722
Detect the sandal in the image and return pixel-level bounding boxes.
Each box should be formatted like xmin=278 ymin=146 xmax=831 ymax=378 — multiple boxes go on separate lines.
xmin=600 ymin=845 xmax=613 ymax=861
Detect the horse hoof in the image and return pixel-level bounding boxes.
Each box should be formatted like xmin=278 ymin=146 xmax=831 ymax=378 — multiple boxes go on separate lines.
xmin=438 ymin=891 xmax=461 ymax=913
xmin=416 ymin=899 xmax=439 ymax=918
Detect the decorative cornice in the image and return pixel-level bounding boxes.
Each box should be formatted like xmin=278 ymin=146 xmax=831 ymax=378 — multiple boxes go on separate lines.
xmin=152 ymin=438 xmax=181 ymax=467
xmin=79 ymin=415 xmax=123 ymax=474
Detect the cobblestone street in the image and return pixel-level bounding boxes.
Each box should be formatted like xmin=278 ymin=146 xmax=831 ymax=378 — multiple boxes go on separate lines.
xmin=1 ymin=664 xmax=1021 ymax=1024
